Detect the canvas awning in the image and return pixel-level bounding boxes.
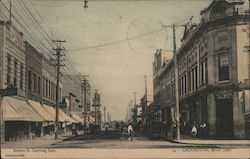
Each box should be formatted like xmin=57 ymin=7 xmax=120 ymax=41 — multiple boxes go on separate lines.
xmin=69 ymin=112 xmax=84 ymax=123
xmin=3 ymin=97 xmax=43 ymax=122
xmin=28 ymin=100 xmax=54 ymax=122
xmin=43 ymin=104 xmax=69 ymax=123
xmin=59 ymin=109 xmax=70 ymax=123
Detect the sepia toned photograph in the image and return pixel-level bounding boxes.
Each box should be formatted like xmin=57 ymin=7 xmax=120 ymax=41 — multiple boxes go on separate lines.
xmin=0 ymin=0 xmax=249 ymax=158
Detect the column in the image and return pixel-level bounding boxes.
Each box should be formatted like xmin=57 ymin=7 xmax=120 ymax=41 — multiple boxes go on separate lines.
xmin=41 ymin=122 xmax=44 ymax=137
xmin=233 ymin=91 xmax=245 ymax=138
xmin=207 ymin=93 xmax=216 ymax=137
xmin=0 ymin=95 xmax=5 ymax=142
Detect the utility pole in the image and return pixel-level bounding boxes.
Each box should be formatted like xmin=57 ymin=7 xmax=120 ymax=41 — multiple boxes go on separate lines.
xmin=92 ymin=89 xmax=101 ymax=129
xmin=104 ymin=106 xmax=106 ymax=123
xmin=133 ymin=92 xmax=137 ymax=106
xmin=162 ymin=23 xmax=187 ymax=140
xmin=52 ymin=40 xmax=66 ymax=140
xmin=172 ymin=24 xmax=180 ymax=140
xmin=144 ymin=75 xmax=147 ymax=124
xmin=80 ymin=74 xmax=89 ymax=132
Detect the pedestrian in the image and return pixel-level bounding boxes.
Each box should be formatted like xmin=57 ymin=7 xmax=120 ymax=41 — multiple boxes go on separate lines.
xmin=199 ymin=121 xmax=207 ymax=138
xmin=127 ymin=123 xmax=134 ymax=141
xmin=191 ymin=123 xmax=197 ymax=140
xmin=172 ymin=122 xmax=177 ymax=139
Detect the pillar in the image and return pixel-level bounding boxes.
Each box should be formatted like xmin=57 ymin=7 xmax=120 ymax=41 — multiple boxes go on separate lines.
xmin=233 ymin=91 xmax=245 ymax=138
xmin=0 ymin=95 xmax=5 ymax=142
xmin=41 ymin=122 xmax=44 ymax=136
xmin=207 ymin=93 xmax=216 ymax=137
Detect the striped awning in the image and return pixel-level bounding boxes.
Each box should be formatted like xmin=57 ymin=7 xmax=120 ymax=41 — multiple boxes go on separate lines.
xmin=28 ymin=100 xmax=54 ymax=122
xmin=3 ymin=97 xmax=43 ymax=122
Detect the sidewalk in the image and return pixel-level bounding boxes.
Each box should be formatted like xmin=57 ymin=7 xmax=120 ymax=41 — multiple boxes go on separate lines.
xmin=171 ymin=135 xmax=250 ymax=146
xmin=1 ymin=131 xmax=77 ymax=148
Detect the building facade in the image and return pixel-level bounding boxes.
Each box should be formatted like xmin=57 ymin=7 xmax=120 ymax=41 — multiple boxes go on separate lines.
xmin=25 ymin=42 xmax=43 ymax=101
xmin=0 ymin=21 xmax=26 ymax=96
xmin=152 ymin=0 xmax=249 ymax=139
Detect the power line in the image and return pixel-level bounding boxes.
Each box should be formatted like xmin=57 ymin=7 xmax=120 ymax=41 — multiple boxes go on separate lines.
xmin=67 ymin=28 xmax=164 ymax=51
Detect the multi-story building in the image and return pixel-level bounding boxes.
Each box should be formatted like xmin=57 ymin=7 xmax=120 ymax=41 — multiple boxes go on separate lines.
xmin=0 ymin=21 xmax=26 ymax=96
xmin=61 ymin=74 xmax=82 ymax=112
xmin=41 ymin=54 xmax=61 ymax=105
xmin=25 ymin=42 xmax=43 ymax=101
xmin=152 ymin=0 xmax=249 ymax=139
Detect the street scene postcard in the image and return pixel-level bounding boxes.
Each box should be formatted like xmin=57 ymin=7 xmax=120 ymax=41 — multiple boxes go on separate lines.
xmin=0 ymin=0 xmax=250 ymax=158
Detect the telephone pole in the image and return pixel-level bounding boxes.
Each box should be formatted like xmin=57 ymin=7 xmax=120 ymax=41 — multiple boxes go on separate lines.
xmin=52 ymin=40 xmax=66 ymax=140
xmin=80 ymin=74 xmax=89 ymax=132
xmin=144 ymin=75 xmax=147 ymax=124
xmin=162 ymin=23 xmax=186 ymax=140
xmin=104 ymin=106 xmax=106 ymax=123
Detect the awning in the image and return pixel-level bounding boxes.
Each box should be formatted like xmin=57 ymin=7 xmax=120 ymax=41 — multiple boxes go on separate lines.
xmin=28 ymin=100 xmax=54 ymax=122
xmin=43 ymin=104 xmax=56 ymax=121
xmin=59 ymin=109 xmax=70 ymax=123
xmin=43 ymin=104 xmax=69 ymax=123
xmin=3 ymin=97 xmax=43 ymax=122
xmin=88 ymin=116 xmax=95 ymax=124
xmin=69 ymin=112 xmax=84 ymax=123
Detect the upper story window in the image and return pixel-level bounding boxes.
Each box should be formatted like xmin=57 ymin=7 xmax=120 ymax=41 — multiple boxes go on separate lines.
xmin=200 ymin=58 xmax=208 ymax=85
xmin=218 ymin=54 xmax=229 ymax=81
xmin=20 ymin=63 xmax=23 ymax=89
xmin=13 ymin=59 xmax=18 ymax=87
xmin=33 ymin=73 xmax=37 ymax=93
xmin=7 ymin=55 xmax=11 ymax=84
xmin=28 ymin=70 xmax=32 ymax=91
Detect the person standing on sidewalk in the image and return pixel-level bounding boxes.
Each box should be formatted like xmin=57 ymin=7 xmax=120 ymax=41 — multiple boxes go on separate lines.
xmin=191 ymin=123 xmax=197 ymax=140
xmin=127 ymin=123 xmax=134 ymax=141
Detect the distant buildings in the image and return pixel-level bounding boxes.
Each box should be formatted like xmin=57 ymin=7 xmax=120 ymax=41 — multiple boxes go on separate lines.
xmin=151 ymin=0 xmax=250 ymax=139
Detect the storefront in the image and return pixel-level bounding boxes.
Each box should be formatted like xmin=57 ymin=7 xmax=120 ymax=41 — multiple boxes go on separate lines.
xmin=3 ymin=97 xmax=44 ymax=141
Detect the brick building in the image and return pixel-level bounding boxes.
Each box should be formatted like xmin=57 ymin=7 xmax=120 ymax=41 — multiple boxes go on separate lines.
xmin=152 ymin=0 xmax=249 ymax=139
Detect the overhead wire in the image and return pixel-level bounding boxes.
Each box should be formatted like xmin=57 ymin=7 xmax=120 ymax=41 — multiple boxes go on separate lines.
xmin=1 ymin=1 xmax=81 ymax=85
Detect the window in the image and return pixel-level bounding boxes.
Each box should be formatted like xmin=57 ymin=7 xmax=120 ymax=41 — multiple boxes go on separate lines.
xmin=7 ymin=55 xmax=11 ymax=84
xmin=28 ymin=71 xmax=32 ymax=91
xmin=218 ymin=54 xmax=229 ymax=81
xmin=38 ymin=76 xmax=41 ymax=95
xmin=200 ymin=58 xmax=208 ymax=85
xmin=33 ymin=74 xmax=37 ymax=93
xmin=43 ymin=78 xmax=45 ymax=96
xmin=20 ymin=63 xmax=23 ymax=89
xmin=46 ymin=79 xmax=48 ymax=97
xmin=14 ymin=59 xmax=17 ymax=87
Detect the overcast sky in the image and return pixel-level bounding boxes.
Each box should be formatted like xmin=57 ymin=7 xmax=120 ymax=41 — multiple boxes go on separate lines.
xmin=2 ymin=0 xmax=213 ymax=120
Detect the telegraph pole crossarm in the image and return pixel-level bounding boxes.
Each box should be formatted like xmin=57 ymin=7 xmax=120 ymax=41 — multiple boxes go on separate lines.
xmin=162 ymin=22 xmax=188 ymax=140
xmin=80 ymin=74 xmax=89 ymax=133
xmin=52 ymin=40 xmax=66 ymax=140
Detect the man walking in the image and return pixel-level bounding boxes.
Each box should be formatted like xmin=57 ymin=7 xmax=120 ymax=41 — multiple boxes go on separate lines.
xmin=127 ymin=123 xmax=134 ymax=141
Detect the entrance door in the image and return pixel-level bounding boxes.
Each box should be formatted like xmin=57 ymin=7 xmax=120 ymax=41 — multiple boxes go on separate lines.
xmin=216 ymin=99 xmax=233 ymax=138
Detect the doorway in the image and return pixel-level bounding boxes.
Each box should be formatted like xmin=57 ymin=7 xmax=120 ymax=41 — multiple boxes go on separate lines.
xmin=216 ymin=99 xmax=233 ymax=138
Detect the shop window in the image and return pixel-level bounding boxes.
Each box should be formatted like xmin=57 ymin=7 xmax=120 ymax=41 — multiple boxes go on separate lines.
xmin=218 ymin=54 xmax=229 ymax=81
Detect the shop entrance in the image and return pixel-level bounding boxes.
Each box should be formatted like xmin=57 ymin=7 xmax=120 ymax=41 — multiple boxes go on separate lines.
xmin=216 ymin=99 xmax=233 ymax=138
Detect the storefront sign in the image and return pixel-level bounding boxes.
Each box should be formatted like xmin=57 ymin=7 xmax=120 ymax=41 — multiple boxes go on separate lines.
xmin=215 ymin=90 xmax=232 ymax=99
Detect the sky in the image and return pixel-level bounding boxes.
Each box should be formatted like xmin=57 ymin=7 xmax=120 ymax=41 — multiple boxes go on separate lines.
xmin=1 ymin=0 xmax=213 ymax=120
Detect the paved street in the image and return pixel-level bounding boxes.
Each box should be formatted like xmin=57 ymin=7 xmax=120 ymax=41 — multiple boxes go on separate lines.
xmin=48 ymin=131 xmax=250 ymax=149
